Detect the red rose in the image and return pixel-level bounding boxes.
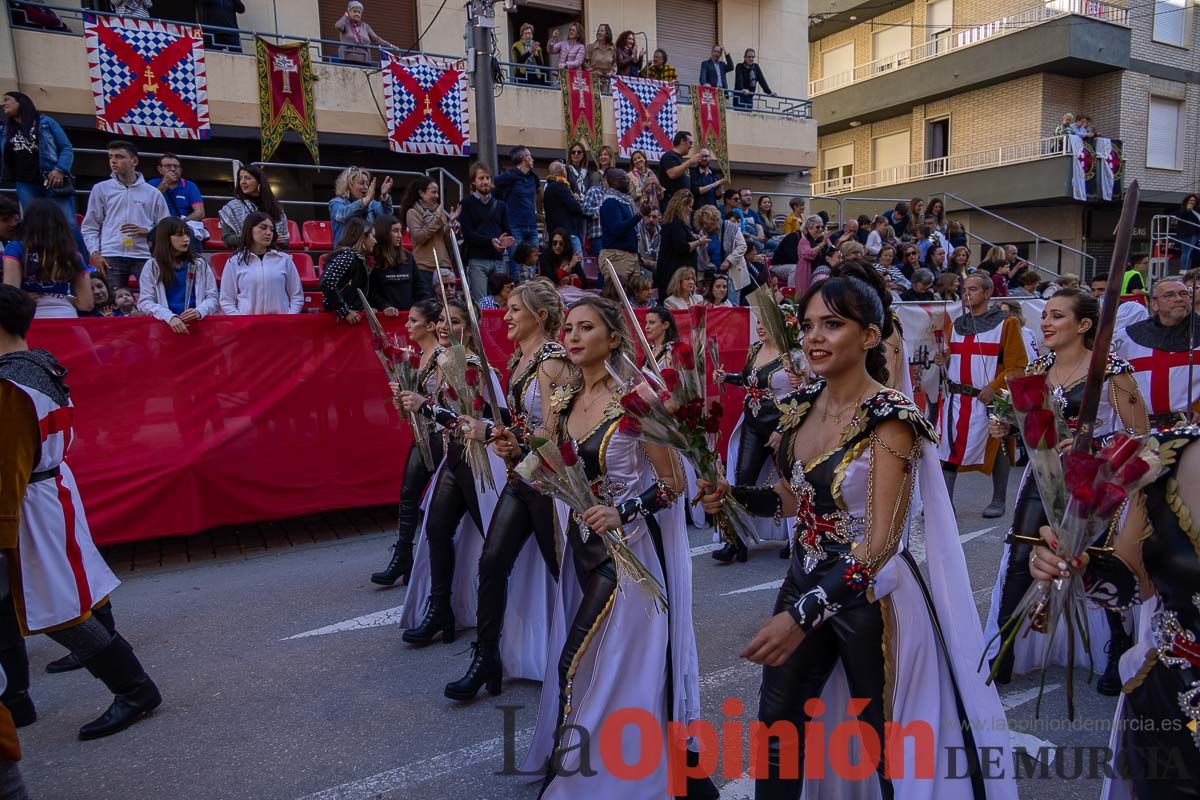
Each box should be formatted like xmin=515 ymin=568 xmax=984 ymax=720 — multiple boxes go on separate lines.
xmin=619 ymin=416 xmax=642 ymax=436
xmin=1115 ymin=456 xmax=1150 ymax=486
xmin=1069 ymin=483 xmax=1096 ymax=517
xmin=689 ymin=305 xmax=705 ymax=329
xmin=661 ymin=368 xmax=681 ymax=393
xmin=472 ymin=395 xmax=485 ymax=411
xmin=1063 ymin=452 xmax=1103 ymax=493
xmin=559 ymin=441 xmax=579 ymax=467
xmin=1008 ymin=373 xmax=1049 ymax=413
xmin=704 ymin=414 xmax=721 ymax=434
xmin=708 ymin=400 xmax=724 ymax=419
xmin=1099 ymin=434 xmax=1141 ymax=471
xmin=382 ymin=344 xmax=396 ymax=360
xmin=674 ymin=342 xmax=696 ymax=371
xmin=444 ymin=385 xmax=459 ymax=402
xmin=620 ymin=390 xmax=651 ymax=417
xmin=408 ymin=352 xmax=421 ymax=369
xmin=1093 ymin=481 xmax=1128 ymax=518
xmin=1022 ymin=408 xmax=1058 ymax=450
xmin=464 ymin=367 xmax=481 ymax=386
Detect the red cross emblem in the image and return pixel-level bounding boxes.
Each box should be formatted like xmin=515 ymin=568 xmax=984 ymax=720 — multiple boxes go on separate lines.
xmin=616 ymin=80 xmax=673 ymax=152
xmin=1077 ymin=144 xmax=1096 ymax=179
xmin=388 ymin=65 xmax=467 ymax=149
xmin=93 ymin=21 xmax=202 ymax=130
xmin=1106 ymin=145 xmax=1122 ymax=179
xmin=1128 ymin=349 xmax=1196 ymax=415
xmin=947 ymin=335 xmax=1001 ymax=461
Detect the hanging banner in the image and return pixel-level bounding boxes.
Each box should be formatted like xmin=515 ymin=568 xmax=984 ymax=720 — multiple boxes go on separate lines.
xmin=255 ymin=38 xmax=319 ymax=164
xmin=561 ymin=68 xmax=604 ymax=162
xmin=692 ymin=84 xmax=730 ymax=181
xmin=382 ymin=54 xmax=471 ymax=157
xmin=1095 ymin=137 xmax=1123 ymax=202
xmin=84 ymin=14 xmax=210 ymax=140
xmin=613 ymin=75 xmax=677 ymax=162
xmin=1069 ymin=134 xmax=1092 ymax=202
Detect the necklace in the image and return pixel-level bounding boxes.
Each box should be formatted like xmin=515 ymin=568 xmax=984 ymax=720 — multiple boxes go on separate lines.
xmin=821 ymin=385 xmax=872 ymax=425
xmin=578 ymin=384 xmax=612 ymax=414
xmin=1049 ymin=355 xmax=1086 ymax=391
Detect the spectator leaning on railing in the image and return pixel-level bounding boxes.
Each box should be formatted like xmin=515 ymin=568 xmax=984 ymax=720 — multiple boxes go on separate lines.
xmin=549 ymin=22 xmax=585 ymax=71
xmin=220 ymin=165 xmax=289 ymax=249
xmin=3 ymin=198 xmax=93 ymax=318
xmin=319 ymin=216 xmax=377 ymax=324
xmin=137 ymin=217 xmax=218 ymax=333
xmin=511 ymin=23 xmax=547 ymax=85
xmin=335 ymin=1 xmax=395 ymax=65
xmin=82 ymin=140 xmax=170 ymax=294
xmin=330 ymin=166 xmax=393 ymax=248
xmin=199 ymin=0 xmax=245 ymax=53
xmin=733 ymin=48 xmax=773 ymax=110
xmin=641 ymin=49 xmax=677 ymax=82
xmin=699 ymin=44 xmax=734 ymax=88
xmin=218 ymin=211 xmax=303 ymax=316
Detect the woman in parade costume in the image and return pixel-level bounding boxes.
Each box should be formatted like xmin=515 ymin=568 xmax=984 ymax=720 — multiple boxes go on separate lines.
xmin=393 ymin=298 xmax=509 ymax=645
xmin=444 ymin=281 xmax=572 ymax=699
xmin=984 ymin=289 xmax=1147 ymax=690
xmin=372 ymin=298 xmax=445 ymax=587
xmin=519 ymin=296 xmax=715 ymax=799
xmin=645 ymin=306 xmax=702 ymax=528
xmin=711 ymin=318 xmax=796 ymax=564
xmin=1030 ymin=429 xmax=1200 ymax=798
xmin=697 ymin=273 xmax=1016 ymax=799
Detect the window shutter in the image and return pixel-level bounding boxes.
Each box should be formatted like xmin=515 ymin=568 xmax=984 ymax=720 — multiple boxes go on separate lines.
xmin=1147 ymin=96 xmax=1181 ymax=169
xmin=655 ymin=0 xmax=718 ymax=84
xmin=1153 ymin=0 xmax=1187 ymax=46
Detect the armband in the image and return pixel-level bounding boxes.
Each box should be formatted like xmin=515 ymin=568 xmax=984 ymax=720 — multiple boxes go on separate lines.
xmin=1082 ymin=551 xmax=1141 ymax=612
xmin=731 ymin=485 xmax=782 ymax=518
xmin=617 ymin=480 xmax=680 ymax=523
xmin=786 ymin=554 xmax=872 ymax=634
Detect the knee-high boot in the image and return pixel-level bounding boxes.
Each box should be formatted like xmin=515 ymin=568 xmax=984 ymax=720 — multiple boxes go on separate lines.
xmin=78 ymin=634 xmax=162 ymax=740
xmin=1097 ymin=609 xmax=1133 ymax=696
xmin=983 ymin=445 xmax=1011 ymax=518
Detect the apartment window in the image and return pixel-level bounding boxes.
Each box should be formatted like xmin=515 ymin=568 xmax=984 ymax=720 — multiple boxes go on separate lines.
xmin=1153 ymin=0 xmax=1190 ymax=47
xmin=1147 ymin=96 xmax=1183 ymax=169
xmin=926 ymin=0 xmax=953 ymax=53
xmin=820 ymin=43 xmax=855 ymax=89
xmin=822 ymin=144 xmax=854 ymax=190
xmin=872 ymin=27 xmax=910 ymax=72
xmin=872 ymin=131 xmax=911 ymax=183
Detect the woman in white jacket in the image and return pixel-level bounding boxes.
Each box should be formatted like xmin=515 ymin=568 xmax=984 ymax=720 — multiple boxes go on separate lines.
xmin=219 ymin=211 xmax=304 ymax=315
xmin=137 ymin=217 xmax=219 ymax=333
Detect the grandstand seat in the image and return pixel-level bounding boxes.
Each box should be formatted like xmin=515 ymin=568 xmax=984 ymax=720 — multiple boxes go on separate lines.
xmin=291 ymin=252 xmax=319 ymax=289
xmin=202 ymin=217 xmax=228 ymax=249
xmin=302 ymin=220 xmax=333 ymax=251
xmin=317 ymin=252 xmax=331 ymax=273
xmin=581 ymin=257 xmax=599 ymax=283
xmin=208 ymin=251 xmax=233 ymax=282
xmin=285 ymin=219 xmax=304 ymax=250
xmin=302 ymin=291 xmax=326 ymax=312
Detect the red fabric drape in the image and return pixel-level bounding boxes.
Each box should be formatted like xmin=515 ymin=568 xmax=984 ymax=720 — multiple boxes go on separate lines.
xmin=27 ymin=309 xmax=750 ymax=545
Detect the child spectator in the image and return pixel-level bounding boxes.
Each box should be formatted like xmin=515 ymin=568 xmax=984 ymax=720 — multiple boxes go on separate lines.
xmin=113 ymin=286 xmax=140 ymax=316
xmin=478 ymin=272 xmax=514 ymax=310
xmin=137 ymin=217 xmax=218 ymax=332
xmin=218 ymin=211 xmax=304 ymax=315
xmin=512 ymin=242 xmax=539 ymax=284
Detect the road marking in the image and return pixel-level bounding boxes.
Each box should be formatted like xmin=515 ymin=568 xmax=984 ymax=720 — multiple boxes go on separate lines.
xmin=1008 ymin=731 xmax=1059 ymax=764
xmin=720 ymin=777 xmax=755 ymax=799
xmin=721 ymin=579 xmax=783 ymax=597
xmin=691 ymin=543 xmax=723 ymax=557
xmin=282 ymin=605 xmax=406 ymax=641
xmin=960 ymin=525 xmax=999 ymax=546
xmin=1001 ymin=682 xmax=1061 ymax=710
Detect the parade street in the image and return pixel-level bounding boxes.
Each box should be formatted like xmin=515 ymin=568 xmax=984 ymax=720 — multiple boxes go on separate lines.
xmin=17 ymin=470 xmax=1120 ymax=800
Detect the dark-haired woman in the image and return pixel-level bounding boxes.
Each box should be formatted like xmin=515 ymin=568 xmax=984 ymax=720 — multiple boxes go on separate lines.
xmin=218 ymin=211 xmax=304 ymax=315
xmin=373 ymin=298 xmax=445 ymax=586
xmin=2 ymin=198 xmax=92 ymax=318
xmin=137 ymin=218 xmax=217 ymax=332
xmin=614 ymin=30 xmax=643 ymax=77
xmin=445 ymin=281 xmax=572 ymax=700
xmin=219 ymin=165 xmax=289 ymax=248
xmin=318 ymin=217 xmax=376 ymax=323
xmin=367 ymin=214 xmax=415 ymax=314
xmin=711 ymin=316 xmax=794 ymax=563
xmin=1 ymin=92 xmax=82 ymax=252
xmin=697 ymin=275 xmax=1016 ymax=799
xmin=540 ymin=228 xmax=586 ymax=288
xmin=519 ymin=296 xmax=712 ymax=799
xmin=394 ymin=297 xmax=507 ymax=644
xmin=401 ymin=177 xmax=451 ymax=300
xmin=584 ymin=23 xmax=616 ymax=78
xmin=984 ymin=289 xmax=1148 ymax=691
xmin=644 ymin=304 xmax=678 ymax=369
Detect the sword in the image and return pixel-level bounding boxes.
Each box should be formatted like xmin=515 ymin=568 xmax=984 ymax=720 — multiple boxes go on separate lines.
xmin=434 ymin=245 xmax=503 ymax=419
xmin=601 ymin=258 xmax=665 ymax=382
xmin=1074 ymin=180 xmax=1139 ymax=454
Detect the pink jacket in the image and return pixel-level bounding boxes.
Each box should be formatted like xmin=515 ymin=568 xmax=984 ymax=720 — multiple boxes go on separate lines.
xmin=792 ymin=234 xmax=827 ymax=293
xmin=550 ymin=39 xmax=585 ymax=69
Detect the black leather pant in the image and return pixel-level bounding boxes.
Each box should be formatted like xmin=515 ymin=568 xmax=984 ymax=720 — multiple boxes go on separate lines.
xmin=397 ymin=435 xmax=443 ymax=548
xmin=735 ymin=414 xmax=777 ymax=487
xmin=425 ymin=444 xmax=484 ymax=600
xmin=1121 ymin=662 xmax=1200 ymax=796
xmin=476 ymin=481 xmax=559 ymax=644
xmin=756 ymin=555 xmax=893 ymax=800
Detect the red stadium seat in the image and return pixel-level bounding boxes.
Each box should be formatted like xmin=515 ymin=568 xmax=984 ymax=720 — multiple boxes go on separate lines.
xmin=302 ymin=220 xmax=333 ymax=250
xmin=208 ymin=252 xmax=233 ymax=282
xmin=317 ymin=252 xmax=330 ymax=273
xmin=302 ymin=291 xmax=326 ymax=313
xmin=291 ymin=252 xmax=319 ymax=289
xmin=285 ymin=219 xmax=304 ymax=250
xmin=202 ymin=217 xmax=227 ymax=249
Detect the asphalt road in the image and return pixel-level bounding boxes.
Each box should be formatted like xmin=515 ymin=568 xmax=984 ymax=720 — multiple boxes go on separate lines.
xmin=15 ymin=470 xmax=1120 ymax=800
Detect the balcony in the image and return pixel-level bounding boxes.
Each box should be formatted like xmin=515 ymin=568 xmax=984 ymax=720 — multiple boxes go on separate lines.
xmin=812 ymin=0 xmax=1130 ymax=131
xmin=4 ymin=5 xmax=815 ymax=173
xmin=813 ymin=135 xmax=1079 ymax=205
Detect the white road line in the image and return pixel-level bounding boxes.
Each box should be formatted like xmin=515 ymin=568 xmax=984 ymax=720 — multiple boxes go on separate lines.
xmin=721 ymin=579 xmax=783 ymax=597
xmin=1008 ymin=731 xmax=1059 ymax=764
xmin=959 ymin=525 xmax=999 ymax=546
xmin=1001 ymin=682 xmax=1061 ymax=710
xmin=691 ymin=543 xmax=724 ymax=557
xmin=282 ymin=605 xmax=406 ymax=641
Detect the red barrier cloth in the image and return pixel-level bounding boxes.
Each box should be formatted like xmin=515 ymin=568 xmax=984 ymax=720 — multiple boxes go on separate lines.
xmin=27 ymin=308 xmax=750 ymax=545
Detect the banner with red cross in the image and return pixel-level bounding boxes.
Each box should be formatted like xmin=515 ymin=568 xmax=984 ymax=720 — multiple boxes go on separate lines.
xmin=692 ymin=84 xmax=730 ymax=183
xmin=613 ymin=76 xmax=677 ymax=162
xmin=561 ymin=68 xmax=603 ymax=163
xmin=382 ymin=55 xmax=470 ymax=157
xmin=84 ymin=14 xmax=210 ymax=140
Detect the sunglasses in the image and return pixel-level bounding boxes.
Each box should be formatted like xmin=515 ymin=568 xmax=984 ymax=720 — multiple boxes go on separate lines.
xmin=552 ymin=239 xmax=565 ymax=246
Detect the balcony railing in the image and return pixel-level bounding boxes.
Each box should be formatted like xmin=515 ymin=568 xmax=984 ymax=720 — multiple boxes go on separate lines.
xmin=812 ymin=134 xmax=1068 ymax=195
xmin=809 ymin=0 xmax=1129 ymax=96
xmin=9 ymin=3 xmax=811 ymax=120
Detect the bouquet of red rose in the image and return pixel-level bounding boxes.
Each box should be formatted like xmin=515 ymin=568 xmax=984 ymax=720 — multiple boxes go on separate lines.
xmin=984 ymin=372 xmax=1163 ymax=717
xmin=611 ymin=350 xmax=761 ymax=550
xmin=747 ymin=286 xmax=807 ymax=377
xmin=437 ymin=345 xmax=496 ymax=494
xmin=514 ymin=436 xmax=667 ymax=611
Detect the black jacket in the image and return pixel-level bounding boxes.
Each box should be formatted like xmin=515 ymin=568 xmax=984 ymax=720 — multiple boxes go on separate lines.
xmin=459 ymin=194 xmax=510 ymax=262
xmin=319 ymin=248 xmax=370 ymax=317
xmin=734 ymin=63 xmax=772 ymax=95
xmin=543 ymin=179 xmax=585 ymax=243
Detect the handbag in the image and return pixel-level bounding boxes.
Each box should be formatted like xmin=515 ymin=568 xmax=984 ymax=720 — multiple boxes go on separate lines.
xmin=42 ymin=170 xmax=75 ymax=198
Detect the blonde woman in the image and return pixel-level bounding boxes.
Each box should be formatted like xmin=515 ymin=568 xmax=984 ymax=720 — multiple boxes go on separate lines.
xmin=329 ymin=166 xmax=393 ymax=246
xmin=655 ymin=189 xmax=704 ymax=298
xmin=663 ymin=266 xmax=703 ymax=310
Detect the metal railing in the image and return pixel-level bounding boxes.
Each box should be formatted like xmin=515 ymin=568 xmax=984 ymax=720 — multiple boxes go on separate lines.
xmin=1150 ymin=214 xmax=1199 ymax=281
xmin=811 ymin=135 xmax=1069 ymax=196
xmin=809 ymin=0 xmax=1129 ymax=96
xmin=9 ymin=4 xmax=812 ymax=120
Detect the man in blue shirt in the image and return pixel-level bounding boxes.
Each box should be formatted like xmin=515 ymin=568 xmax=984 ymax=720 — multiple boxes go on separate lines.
xmin=148 ymin=154 xmax=204 ymax=221
xmin=597 ymin=169 xmax=643 ymax=286
xmin=493 ymin=146 xmax=541 ymax=275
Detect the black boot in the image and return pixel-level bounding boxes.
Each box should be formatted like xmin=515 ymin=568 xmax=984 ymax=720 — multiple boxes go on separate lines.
xmin=778 ymin=543 xmax=791 ymax=560
xmin=48 ymin=603 xmax=115 ymax=674
xmin=0 ymin=643 xmax=35 ymax=728
xmin=78 ymin=634 xmax=162 ymax=740
xmin=1097 ymin=616 xmax=1133 ymax=697
xmin=370 ymin=542 xmax=414 ymax=587
xmin=402 ymin=595 xmax=456 ymax=646
xmin=444 ymin=640 xmax=502 ymax=701
xmin=711 ymin=539 xmax=748 ymax=564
